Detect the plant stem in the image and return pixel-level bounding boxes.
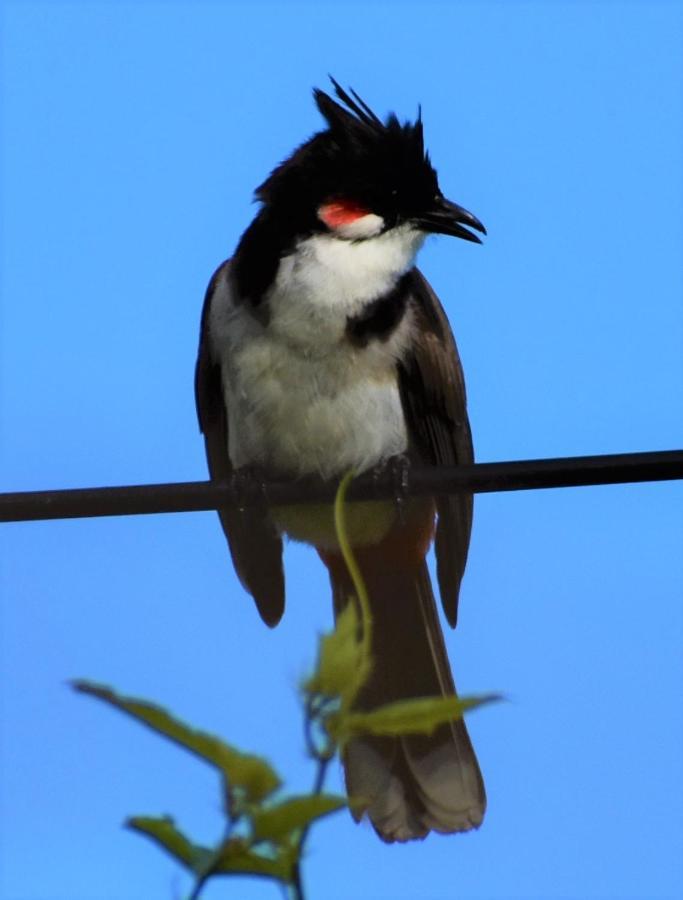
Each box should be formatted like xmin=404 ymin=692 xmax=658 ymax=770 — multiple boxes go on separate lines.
xmin=186 ymin=820 xmax=235 ymax=900
xmin=187 ymin=875 xmax=207 ymax=900
xmin=290 ymin=752 xmax=331 ymax=900
xmin=290 ymin=865 xmax=305 ymax=900
xmin=334 ymin=470 xmax=373 ymax=661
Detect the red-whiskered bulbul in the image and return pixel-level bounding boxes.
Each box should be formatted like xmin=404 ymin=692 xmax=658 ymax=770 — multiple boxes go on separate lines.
xmin=195 ymin=79 xmax=486 ymax=843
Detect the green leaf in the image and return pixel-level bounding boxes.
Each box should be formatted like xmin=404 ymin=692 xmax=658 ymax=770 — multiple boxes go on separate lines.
xmin=72 ymin=680 xmax=281 ymax=802
xmin=126 ymin=815 xmax=212 ymax=873
xmin=339 ymin=693 xmax=501 ymax=740
xmin=304 ymin=603 xmax=371 ymax=709
xmin=127 ymin=820 xmax=296 ymax=883
xmin=212 ymin=838 xmax=296 ymax=882
xmin=252 ymin=794 xmax=347 ymax=843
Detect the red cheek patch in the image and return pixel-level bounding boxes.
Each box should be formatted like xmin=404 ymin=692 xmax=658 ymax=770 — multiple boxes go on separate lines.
xmin=318 ymin=199 xmax=371 ymax=229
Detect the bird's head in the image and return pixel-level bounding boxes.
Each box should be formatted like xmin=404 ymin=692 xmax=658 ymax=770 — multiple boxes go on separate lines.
xmin=255 ymin=78 xmax=486 ymax=246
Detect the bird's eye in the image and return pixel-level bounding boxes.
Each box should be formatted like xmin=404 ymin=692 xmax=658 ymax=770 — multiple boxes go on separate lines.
xmin=391 ymin=188 xmax=398 ymax=197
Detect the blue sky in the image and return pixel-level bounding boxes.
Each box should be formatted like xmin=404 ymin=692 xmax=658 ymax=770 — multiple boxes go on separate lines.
xmin=1 ymin=2 xmax=682 ymax=899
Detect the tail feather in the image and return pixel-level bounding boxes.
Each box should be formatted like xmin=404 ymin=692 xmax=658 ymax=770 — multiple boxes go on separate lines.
xmin=327 ymin=557 xmax=485 ymax=843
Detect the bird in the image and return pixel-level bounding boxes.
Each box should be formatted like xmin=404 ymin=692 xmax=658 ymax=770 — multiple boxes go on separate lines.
xmin=195 ymin=78 xmax=486 ymax=843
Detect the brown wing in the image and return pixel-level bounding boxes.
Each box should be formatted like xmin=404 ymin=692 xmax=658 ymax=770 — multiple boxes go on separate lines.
xmin=195 ymin=262 xmax=285 ymax=627
xmin=397 ymin=268 xmax=474 ymax=628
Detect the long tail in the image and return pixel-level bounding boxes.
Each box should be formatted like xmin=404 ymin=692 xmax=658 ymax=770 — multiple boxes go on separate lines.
xmin=322 ymin=547 xmax=486 ymax=843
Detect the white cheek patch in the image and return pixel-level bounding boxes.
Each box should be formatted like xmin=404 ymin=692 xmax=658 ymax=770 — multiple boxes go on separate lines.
xmin=318 ymin=200 xmax=385 ymax=240
xmin=335 ymin=213 xmax=385 ymax=239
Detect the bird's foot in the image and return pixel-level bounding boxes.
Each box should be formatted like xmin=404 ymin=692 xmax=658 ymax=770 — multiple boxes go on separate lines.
xmin=372 ymin=454 xmax=411 ymax=520
xmin=230 ymin=465 xmax=270 ymax=513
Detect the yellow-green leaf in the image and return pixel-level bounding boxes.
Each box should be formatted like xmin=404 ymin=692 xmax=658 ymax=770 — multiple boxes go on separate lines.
xmin=252 ymin=794 xmax=346 ymax=843
xmin=212 ymin=838 xmax=296 ymax=882
xmin=126 ymin=815 xmax=211 ymax=873
xmin=304 ymin=603 xmax=371 ymax=709
xmin=340 ymin=693 xmax=501 ymax=740
xmin=73 ymin=680 xmax=281 ymax=802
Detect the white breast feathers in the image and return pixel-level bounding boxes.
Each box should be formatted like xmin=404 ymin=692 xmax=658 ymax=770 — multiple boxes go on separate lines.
xmin=208 ymin=226 xmax=424 ymax=478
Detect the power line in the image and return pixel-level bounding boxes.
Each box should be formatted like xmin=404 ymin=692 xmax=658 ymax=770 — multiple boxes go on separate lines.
xmin=1 ymin=449 xmax=681 ymax=524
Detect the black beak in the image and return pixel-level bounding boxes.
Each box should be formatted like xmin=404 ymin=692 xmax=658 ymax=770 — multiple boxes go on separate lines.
xmin=414 ymin=196 xmax=486 ymax=244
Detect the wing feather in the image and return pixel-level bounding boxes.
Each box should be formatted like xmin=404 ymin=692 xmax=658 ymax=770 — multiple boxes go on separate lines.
xmin=195 ymin=263 xmax=285 ymax=626
xmin=398 ymin=269 xmax=474 ymax=627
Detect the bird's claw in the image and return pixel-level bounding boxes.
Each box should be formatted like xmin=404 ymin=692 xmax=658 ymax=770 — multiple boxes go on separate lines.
xmin=372 ymin=454 xmax=411 ymax=521
xmin=231 ymin=465 xmax=270 ymax=513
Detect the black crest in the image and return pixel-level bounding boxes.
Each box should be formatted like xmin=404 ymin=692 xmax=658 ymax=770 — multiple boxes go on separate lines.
xmin=311 ymin=77 xmax=428 ymax=175
xmin=255 ymin=78 xmax=440 ymax=221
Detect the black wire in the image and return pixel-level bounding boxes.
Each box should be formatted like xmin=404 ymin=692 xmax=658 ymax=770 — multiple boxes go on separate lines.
xmin=1 ymin=449 xmax=681 ymax=523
